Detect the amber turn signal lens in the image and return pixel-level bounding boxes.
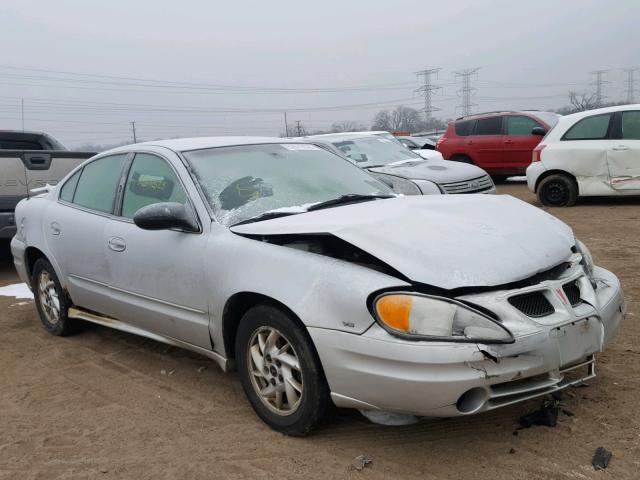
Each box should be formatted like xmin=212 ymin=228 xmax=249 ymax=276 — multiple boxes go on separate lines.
xmin=375 ymin=295 xmax=413 ymax=332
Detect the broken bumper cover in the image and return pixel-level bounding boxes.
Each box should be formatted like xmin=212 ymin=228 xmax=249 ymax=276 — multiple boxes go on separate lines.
xmin=310 ymin=266 xmax=625 ymax=418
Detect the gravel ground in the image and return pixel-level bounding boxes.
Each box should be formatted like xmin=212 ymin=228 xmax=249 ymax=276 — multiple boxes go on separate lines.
xmin=1 ymin=183 xmax=638 ymax=479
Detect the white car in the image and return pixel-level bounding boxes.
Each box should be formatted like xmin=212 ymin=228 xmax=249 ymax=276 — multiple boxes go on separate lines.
xmin=527 ymin=104 xmax=640 ymax=206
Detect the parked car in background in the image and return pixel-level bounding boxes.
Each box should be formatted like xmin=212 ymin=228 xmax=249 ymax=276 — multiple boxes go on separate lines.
xmin=397 ymin=136 xmax=437 ymax=150
xmin=12 ymin=137 xmax=625 ymax=436
xmin=437 ymin=111 xmax=560 ymax=178
xmin=0 ymin=130 xmax=95 ymax=238
xmin=527 ymin=104 xmax=640 ymax=206
xmin=307 ymin=132 xmax=495 ymax=195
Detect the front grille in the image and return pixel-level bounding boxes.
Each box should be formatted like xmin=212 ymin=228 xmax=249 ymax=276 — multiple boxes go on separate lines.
xmin=440 ymin=175 xmax=494 ymax=194
xmin=508 ymin=292 xmax=554 ymax=317
xmin=563 ymin=281 xmax=582 ymax=307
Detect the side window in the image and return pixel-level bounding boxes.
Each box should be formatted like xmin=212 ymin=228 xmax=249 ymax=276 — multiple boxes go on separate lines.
xmin=622 ymin=111 xmax=640 ymax=140
xmin=121 ymin=153 xmax=187 ymax=219
xmin=506 ymin=116 xmax=542 ymax=136
xmin=59 ymin=170 xmax=81 ymax=202
xmin=73 ymin=154 xmax=127 ymax=213
xmin=563 ymin=114 xmax=612 ymax=140
xmin=455 ymin=120 xmax=475 ymax=136
xmin=474 ymin=117 xmax=503 ymax=135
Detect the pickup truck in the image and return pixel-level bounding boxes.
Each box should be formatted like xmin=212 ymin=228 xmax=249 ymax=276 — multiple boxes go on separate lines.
xmin=0 ymin=131 xmax=96 ymax=238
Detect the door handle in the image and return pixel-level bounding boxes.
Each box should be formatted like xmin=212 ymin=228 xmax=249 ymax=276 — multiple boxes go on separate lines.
xmin=108 ymin=237 xmax=127 ymax=252
xmin=612 ymin=145 xmax=629 ymax=151
xmin=503 ymin=140 xmax=513 ymax=144
xmin=50 ymin=222 xmax=61 ymax=236
xmin=465 ymin=141 xmax=473 ymax=145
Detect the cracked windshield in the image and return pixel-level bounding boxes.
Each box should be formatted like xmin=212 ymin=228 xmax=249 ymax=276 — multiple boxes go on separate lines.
xmin=183 ymin=143 xmax=391 ymax=226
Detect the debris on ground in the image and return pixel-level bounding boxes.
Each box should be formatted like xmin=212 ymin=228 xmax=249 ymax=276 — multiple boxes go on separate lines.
xmin=592 ymin=447 xmax=612 ymax=470
xmin=197 ymin=365 xmax=207 ymax=373
xmin=160 ymin=369 xmax=166 ymax=375
xmin=509 ymin=448 xmax=516 ymax=454
xmin=561 ymin=408 xmax=575 ymax=417
xmin=351 ymin=455 xmax=373 ymax=471
xmin=518 ymin=398 xmax=559 ymax=428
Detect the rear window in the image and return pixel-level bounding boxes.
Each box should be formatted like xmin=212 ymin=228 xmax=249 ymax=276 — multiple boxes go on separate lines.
xmin=454 ymin=120 xmax=475 ymax=136
xmin=563 ymin=114 xmax=612 ymax=140
xmin=0 ymin=140 xmax=42 ymax=150
xmin=475 ymin=117 xmax=503 ymax=135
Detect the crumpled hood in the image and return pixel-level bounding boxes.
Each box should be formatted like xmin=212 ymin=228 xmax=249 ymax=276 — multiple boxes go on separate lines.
xmin=368 ymin=158 xmax=487 ymax=184
xmin=230 ymin=195 xmax=575 ymax=289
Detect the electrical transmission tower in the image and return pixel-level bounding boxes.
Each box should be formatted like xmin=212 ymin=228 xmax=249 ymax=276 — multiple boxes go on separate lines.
xmin=623 ymin=67 xmax=639 ymax=103
xmin=415 ymin=68 xmax=442 ymax=127
xmin=454 ymin=68 xmax=480 ymax=116
xmin=590 ymin=70 xmax=609 ymax=107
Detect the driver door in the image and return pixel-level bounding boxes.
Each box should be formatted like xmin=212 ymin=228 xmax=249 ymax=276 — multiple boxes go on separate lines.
xmin=104 ymin=152 xmax=211 ymax=348
xmin=608 ymin=110 xmax=640 ymax=191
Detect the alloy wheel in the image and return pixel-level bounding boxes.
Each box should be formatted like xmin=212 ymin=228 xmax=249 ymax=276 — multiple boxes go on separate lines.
xmin=247 ymin=326 xmax=304 ymax=416
xmin=38 ymin=271 xmax=61 ymax=325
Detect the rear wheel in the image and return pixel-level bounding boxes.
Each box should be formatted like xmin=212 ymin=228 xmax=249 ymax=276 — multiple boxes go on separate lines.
xmin=32 ymin=258 xmax=74 ymax=336
xmin=538 ymin=174 xmax=578 ymax=207
xmin=236 ymin=304 xmax=330 ymax=436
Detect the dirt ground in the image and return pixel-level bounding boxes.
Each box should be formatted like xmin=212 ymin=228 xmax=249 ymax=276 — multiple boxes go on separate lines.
xmin=1 ymin=183 xmax=638 ymax=480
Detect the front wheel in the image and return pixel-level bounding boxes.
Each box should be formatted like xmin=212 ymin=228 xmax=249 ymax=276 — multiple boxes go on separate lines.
xmin=538 ymin=174 xmax=578 ymax=207
xmin=236 ymin=304 xmax=330 ymax=436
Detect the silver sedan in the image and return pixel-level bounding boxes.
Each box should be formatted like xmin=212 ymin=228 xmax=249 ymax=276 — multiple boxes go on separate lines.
xmin=11 ymin=137 xmax=625 ymax=435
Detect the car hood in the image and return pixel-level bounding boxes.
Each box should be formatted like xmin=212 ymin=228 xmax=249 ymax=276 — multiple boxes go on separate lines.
xmin=230 ymin=195 xmax=575 ymax=289
xmin=368 ymin=158 xmax=487 ymax=184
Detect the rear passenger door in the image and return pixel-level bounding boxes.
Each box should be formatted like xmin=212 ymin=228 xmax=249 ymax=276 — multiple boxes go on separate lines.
xmin=503 ymin=115 xmax=544 ymax=173
xmin=607 ymin=110 xmax=640 ymax=191
xmin=469 ymin=116 xmax=504 ymax=170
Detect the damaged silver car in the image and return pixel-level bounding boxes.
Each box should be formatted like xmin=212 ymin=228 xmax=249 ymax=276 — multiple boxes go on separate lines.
xmin=11 ymin=137 xmax=625 ymax=436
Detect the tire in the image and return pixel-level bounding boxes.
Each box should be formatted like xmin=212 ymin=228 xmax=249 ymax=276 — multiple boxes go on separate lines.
xmin=450 ymin=154 xmax=473 ymax=164
xmin=538 ymin=174 xmax=578 ymax=207
xmin=235 ymin=304 xmax=330 ymax=436
xmin=31 ymin=258 xmax=75 ymax=336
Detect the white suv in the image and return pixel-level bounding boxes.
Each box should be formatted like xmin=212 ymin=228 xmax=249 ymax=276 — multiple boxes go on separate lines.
xmin=526 ymin=104 xmax=640 ymax=206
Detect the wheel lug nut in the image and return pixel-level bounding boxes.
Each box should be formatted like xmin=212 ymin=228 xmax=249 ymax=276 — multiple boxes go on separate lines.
xmin=270 ymin=378 xmax=276 ymax=386
xmin=278 ymin=375 xmax=283 ymax=382
xmin=275 ymin=360 xmax=281 ymax=367
xmin=266 ymin=354 xmax=272 ymax=362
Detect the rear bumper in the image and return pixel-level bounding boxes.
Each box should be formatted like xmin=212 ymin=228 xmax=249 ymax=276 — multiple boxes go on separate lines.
xmin=311 ymin=267 xmax=625 ymax=418
xmin=0 ymin=212 xmax=16 ymax=239
xmin=10 ymin=236 xmax=30 ymax=285
xmin=526 ymin=162 xmax=546 ymax=192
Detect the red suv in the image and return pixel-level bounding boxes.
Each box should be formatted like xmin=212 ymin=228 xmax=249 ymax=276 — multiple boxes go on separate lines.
xmin=436 ymin=111 xmax=560 ymax=177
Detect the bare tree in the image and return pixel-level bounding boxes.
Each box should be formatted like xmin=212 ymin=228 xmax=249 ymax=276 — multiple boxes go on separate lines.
xmin=329 ymin=121 xmax=366 ymax=133
xmin=372 ymin=106 xmax=422 ymax=132
xmin=568 ymin=91 xmax=599 ymax=112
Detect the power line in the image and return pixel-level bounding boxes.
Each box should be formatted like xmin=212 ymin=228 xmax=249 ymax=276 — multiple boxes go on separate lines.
xmin=590 ymin=70 xmax=609 ymax=107
xmin=454 ymin=68 xmax=480 ymax=116
xmin=623 ymin=67 xmax=639 ymax=103
xmin=414 ymin=68 xmax=442 ymax=125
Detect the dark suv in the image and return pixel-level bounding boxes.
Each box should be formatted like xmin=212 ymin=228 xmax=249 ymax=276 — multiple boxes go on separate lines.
xmin=436 ymin=111 xmax=560 ymax=177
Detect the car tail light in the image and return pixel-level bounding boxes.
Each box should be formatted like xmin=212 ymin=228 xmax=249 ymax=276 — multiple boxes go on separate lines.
xmin=436 ymin=138 xmax=444 ymax=150
xmin=532 ymin=144 xmax=546 ymax=162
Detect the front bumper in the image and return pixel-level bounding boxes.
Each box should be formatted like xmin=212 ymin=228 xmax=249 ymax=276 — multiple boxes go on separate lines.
xmin=310 ymin=266 xmax=625 ymax=417
xmin=0 ymin=212 xmax=16 ymax=239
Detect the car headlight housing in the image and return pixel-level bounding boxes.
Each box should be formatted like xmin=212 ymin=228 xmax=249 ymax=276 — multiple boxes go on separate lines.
xmin=368 ymin=173 xmax=422 ymax=195
xmin=575 ymin=239 xmax=595 ymax=277
xmin=374 ymin=293 xmax=513 ymax=343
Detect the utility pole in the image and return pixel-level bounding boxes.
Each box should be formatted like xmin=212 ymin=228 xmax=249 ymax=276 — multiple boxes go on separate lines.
xmin=454 ymin=68 xmax=480 ymax=116
xmin=590 ymin=70 xmax=609 ymax=107
xmin=130 ymin=121 xmax=137 ymax=143
xmin=21 ymin=98 xmax=24 ymax=131
xmin=284 ymin=112 xmax=289 ymax=137
xmin=414 ymin=68 xmax=442 ymax=128
xmin=623 ymin=67 xmax=639 ymax=103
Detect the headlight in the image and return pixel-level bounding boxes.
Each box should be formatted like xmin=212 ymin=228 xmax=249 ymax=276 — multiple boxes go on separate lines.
xmin=374 ymin=293 xmax=513 ymax=343
xmin=575 ymin=239 xmax=595 ymax=277
xmin=369 ymin=173 xmax=421 ymax=195
xmin=413 ymin=179 xmax=443 ymax=195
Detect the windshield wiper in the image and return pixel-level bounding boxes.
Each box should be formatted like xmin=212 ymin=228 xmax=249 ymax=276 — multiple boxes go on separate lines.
xmin=231 ymin=211 xmax=300 ymax=227
xmin=307 ymin=194 xmax=394 ymax=212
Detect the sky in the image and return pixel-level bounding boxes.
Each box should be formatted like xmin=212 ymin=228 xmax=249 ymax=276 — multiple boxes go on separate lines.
xmin=1 ymin=0 xmax=639 ymax=148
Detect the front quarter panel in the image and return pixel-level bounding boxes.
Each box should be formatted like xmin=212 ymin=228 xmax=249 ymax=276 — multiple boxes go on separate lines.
xmin=205 ymin=225 xmax=410 ymax=356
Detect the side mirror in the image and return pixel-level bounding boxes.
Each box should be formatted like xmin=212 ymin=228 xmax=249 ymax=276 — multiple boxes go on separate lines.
xmin=133 ymin=202 xmax=199 ymax=232
xmin=531 ymin=127 xmax=547 ymax=136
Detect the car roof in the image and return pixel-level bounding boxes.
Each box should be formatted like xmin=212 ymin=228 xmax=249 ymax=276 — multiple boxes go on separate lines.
xmin=558 ymin=103 xmax=640 ymax=122
xmin=306 ymin=131 xmax=390 ymax=142
xmin=106 ymin=136 xmax=307 ymax=154
xmin=455 ymin=110 xmax=558 ymax=121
